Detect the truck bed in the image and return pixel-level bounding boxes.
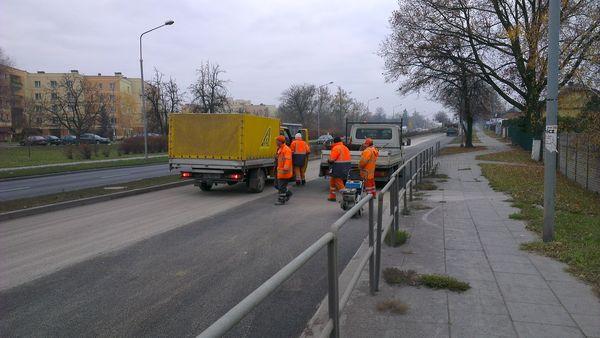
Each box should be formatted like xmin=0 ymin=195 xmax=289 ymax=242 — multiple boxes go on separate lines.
xmin=320 ymin=149 xmax=403 ymax=168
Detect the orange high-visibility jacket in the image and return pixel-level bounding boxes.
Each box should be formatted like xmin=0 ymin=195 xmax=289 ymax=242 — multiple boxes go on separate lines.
xmin=359 ymin=146 xmax=379 ymax=180
xmin=277 ymin=144 xmax=293 ymax=179
xmin=329 ymin=142 xmax=351 ymax=178
xmin=290 ymin=139 xmax=311 ymax=154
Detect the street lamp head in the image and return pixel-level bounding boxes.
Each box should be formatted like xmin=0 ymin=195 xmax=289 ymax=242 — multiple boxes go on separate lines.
xmin=165 ymin=20 xmax=175 ymax=25
xmin=328 ymin=81 xmax=334 ymax=84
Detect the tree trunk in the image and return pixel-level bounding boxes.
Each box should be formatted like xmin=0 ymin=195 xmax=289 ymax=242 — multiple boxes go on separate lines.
xmin=465 ymin=114 xmax=474 ymax=147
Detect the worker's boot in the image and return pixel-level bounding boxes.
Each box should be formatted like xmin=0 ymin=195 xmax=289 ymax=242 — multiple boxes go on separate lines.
xmin=285 ymin=190 xmax=293 ymax=201
xmin=295 ymin=180 xmax=301 ymax=186
xmin=275 ymin=192 xmax=287 ymax=205
xmin=301 ymin=179 xmax=306 ymax=186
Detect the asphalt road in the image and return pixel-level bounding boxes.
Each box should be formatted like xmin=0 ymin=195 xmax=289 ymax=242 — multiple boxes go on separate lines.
xmin=0 ymin=164 xmax=171 ymax=201
xmin=0 ymin=134 xmax=450 ymax=337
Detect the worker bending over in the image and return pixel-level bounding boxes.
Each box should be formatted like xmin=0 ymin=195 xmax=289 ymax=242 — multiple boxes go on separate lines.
xmin=359 ymin=138 xmax=379 ymax=197
xmin=275 ymin=135 xmax=293 ymax=205
xmin=290 ymin=133 xmax=311 ymax=186
xmin=327 ymin=136 xmax=351 ymax=201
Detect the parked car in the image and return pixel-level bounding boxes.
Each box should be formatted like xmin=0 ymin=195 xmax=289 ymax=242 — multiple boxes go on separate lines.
xmin=62 ymin=135 xmax=78 ymax=144
xmin=446 ymin=127 xmax=458 ymax=136
xmin=44 ymin=135 xmax=63 ymax=145
xmin=20 ymin=135 xmax=47 ymax=146
xmin=316 ymin=134 xmax=333 ymax=145
xmin=79 ymin=133 xmax=110 ymax=144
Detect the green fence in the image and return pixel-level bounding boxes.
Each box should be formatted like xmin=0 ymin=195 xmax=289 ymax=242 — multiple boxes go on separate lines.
xmin=506 ymin=125 xmax=533 ymax=151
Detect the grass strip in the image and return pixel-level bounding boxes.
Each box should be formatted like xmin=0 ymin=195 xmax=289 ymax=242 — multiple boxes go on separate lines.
xmin=0 ymin=175 xmax=181 ymax=213
xmin=440 ymin=146 xmax=487 ymax=156
xmin=480 ymin=162 xmax=600 ymax=295
xmin=0 ymin=144 xmax=163 ymax=168
xmin=0 ymin=156 xmax=168 ymax=179
xmin=476 ymin=147 xmax=541 ymax=165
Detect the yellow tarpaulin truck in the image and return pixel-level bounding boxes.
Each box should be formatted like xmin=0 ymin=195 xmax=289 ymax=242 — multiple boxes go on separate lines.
xmin=169 ymin=114 xmax=306 ymax=193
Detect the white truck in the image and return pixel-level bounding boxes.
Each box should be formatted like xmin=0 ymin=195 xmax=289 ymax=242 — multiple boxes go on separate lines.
xmin=319 ymin=121 xmax=408 ymax=182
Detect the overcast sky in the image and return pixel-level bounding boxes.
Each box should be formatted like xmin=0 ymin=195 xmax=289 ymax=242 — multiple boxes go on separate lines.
xmin=1 ymin=0 xmax=444 ymax=118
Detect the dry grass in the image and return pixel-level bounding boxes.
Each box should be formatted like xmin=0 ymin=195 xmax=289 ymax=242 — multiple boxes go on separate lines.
xmin=476 ymin=147 xmax=541 ymax=165
xmin=440 ymin=146 xmax=487 ymax=156
xmin=382 ymin=268 xmax=471 ymax=292
xmin=416 ymin=181 xmax=438 ymax=190
xmin=376 ymin=300 xmax=409 ymax=314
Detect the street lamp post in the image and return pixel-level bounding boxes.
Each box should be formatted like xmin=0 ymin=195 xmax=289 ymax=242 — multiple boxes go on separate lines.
xmin=367 ymin=96 xmax=380 ymax=114
xmin=392 ymin=104 xmax=402 ymax=120
xmin=317 ymin=81 xmax=334 ymax=137
xmin=139 ymin=19 xmax=174 ymax=159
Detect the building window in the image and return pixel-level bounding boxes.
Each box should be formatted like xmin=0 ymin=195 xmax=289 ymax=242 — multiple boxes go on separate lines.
xmin=35 ymin=105 xmax=42 ymax=112
xmin=51 ymin=93 xmax=58 ymax=100
xmin=109 ymin=82 xmax=115 ymax=90
xmin=109 ymin=94 xmax=115 ymax=101
xmin=51 ymin=117 xmax=59 ymax=125
xmin=36 ymin=117 xmax=43 ymax=124
xmin=34 ymin=81 xmax=41 ymax=88
xmin=35 ymin=93 xmax=42 ymax=100
xmin=98 ymin=83 xmax=103 ymax=89
xmin=50 ymin=80 xmax=57 ymax=88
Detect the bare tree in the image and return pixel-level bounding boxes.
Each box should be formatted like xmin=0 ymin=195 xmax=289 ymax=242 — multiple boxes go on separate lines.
xmin=189 ymin=61 xmax=229 ymax=114
xmin=278 ymin=84 xmax=318 ymax=130
xmin=145 ymin=69 xmax=164 ymax=134
xmin=381 ymin=0 xmax=599 ymax=141
xmin=434 ymin=111 xmax=451 ymax=126
xmin=41 ymin=74 xmax=108 ymax=136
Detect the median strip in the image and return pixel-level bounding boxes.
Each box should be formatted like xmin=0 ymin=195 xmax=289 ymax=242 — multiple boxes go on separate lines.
xmin=0 ymin=175 xmax=193 ymax=221
xmin=0 ymin=156 xmax=168 ymax=180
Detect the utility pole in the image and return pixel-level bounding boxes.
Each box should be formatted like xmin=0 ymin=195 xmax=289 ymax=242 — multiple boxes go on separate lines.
xmin=543 ymin=0 xmax=560 ymax=242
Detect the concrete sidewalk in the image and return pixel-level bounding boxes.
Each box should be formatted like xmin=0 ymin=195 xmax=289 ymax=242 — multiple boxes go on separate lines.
xmin=340 ymin=132 xmax=600 ymax=337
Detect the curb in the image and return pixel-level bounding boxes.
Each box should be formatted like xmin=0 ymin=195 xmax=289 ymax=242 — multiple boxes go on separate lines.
xmin=0 ymin=161 xmax=168 ymax=182
xmin=0 ymin=179 xmax=195 ymax=222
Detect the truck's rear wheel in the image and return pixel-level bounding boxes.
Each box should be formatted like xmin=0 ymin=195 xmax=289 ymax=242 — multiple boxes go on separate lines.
xmin=247 ymin=169 xmax=266 ymax=193
xmin=199 ymin=182 xmax=213 ymax=191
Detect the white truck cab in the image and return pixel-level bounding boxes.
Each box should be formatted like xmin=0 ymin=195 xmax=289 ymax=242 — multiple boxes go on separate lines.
xmin=320 ymin=121 xmax=408 ymax=182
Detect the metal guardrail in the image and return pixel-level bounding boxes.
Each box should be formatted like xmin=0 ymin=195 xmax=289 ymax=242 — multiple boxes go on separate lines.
xmin=198 ymin=141 xmax=441 ymax=338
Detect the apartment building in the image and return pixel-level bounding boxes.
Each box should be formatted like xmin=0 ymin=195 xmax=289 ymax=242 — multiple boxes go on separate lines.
xmin=0 ymin=66 xmax=146 ymax=140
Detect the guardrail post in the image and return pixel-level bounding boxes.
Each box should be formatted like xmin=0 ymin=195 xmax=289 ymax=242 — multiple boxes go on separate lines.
xmin=327 ymin=234 xmax=340 ymax=338
xmin=375 ymin=194 xmax=384 ymax=291
xmin=393 ymin=177 xmax=400 ymax=241
xmin=368 ymin=197 xmax=375 ymax=295
xmin=402 ymin=167 xmax=409 ymax=215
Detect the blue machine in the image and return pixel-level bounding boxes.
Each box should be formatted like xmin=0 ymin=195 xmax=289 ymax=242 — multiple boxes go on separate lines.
xmin=339 ymin=169 xmax=365 ymax=217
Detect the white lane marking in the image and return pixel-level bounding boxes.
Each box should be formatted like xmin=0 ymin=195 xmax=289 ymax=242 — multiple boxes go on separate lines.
xmin=0 ymin=186 xmax=31 ymax=193
xmin=99 ymin=173 xmax=130 ymax=179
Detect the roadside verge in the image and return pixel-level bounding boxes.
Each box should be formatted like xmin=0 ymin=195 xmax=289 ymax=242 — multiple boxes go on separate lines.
xmin=0 ymin=178 xmax=194 ymax=221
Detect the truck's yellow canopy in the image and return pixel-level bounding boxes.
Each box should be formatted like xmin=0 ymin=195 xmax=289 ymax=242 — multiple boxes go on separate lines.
xmin=169 ymin=114 xmax=280 ymax=161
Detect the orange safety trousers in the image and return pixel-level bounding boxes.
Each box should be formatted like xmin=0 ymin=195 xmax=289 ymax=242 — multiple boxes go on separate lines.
xmin=294 ymin=166 xmax=306 ymax=181
xmin=329 ymin=177 xmax=345 ymax=200
xmin=364 ymin=178 xmax=376 ymax=197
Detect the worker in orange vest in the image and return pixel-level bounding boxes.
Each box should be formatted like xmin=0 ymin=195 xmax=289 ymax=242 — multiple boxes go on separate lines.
xmin=359 ymin=138 xmax=379 ymax=197
xmin=290 ymin=133 xmax=311 ymax=186
xmin=275 ymin=135 xmax=293 ymax=205
xmin=328 ymin=136 xmax=351 ymax=201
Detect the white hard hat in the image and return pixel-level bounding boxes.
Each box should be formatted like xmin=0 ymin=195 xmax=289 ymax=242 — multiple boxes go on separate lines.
xmin=295 ymin=133 xmax=302 ymax=139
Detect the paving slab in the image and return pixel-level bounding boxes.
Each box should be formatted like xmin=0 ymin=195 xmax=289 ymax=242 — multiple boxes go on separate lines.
xmin=330 ymin=130 xmax=596 ymax=338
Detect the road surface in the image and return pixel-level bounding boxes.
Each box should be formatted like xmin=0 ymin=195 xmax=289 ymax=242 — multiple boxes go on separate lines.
xmin=0 ymin=164 xmax=171 ymax=201
xmin=0 ymin=134 xmax=450 ymax=337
